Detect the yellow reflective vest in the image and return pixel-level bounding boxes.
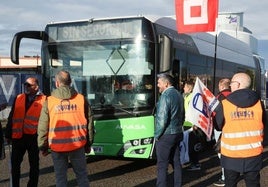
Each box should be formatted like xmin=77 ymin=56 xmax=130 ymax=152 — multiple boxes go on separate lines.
xmin=12 ymin=94 xmax=46 ymax=139
xmin=183 ymin=93 xmax=193 ymax=127
xmin=221 ymin=100 xmax=264 ymax=158
xmin=47 ymin=94 xmax=87 ymax=152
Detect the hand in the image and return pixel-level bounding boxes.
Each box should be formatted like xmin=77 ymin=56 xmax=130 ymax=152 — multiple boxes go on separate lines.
xmin=41 ymin=150 xmax=49 ymax=156
xmin=5 ymin=138 xmax=11 ymax=145
xmin=193 ymin=125 xmax=199 ymax=131
xmin=0 ymin=103 xmax=7 ymax=111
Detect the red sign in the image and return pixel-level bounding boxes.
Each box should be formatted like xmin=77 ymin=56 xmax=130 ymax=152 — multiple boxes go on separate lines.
xmin=175 ymin=0 xmax=218 ymax=33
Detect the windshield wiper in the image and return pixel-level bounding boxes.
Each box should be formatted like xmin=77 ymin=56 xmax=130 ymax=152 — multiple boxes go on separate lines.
xmin=93 ymin=95 xmax=140 ymax=117
xmin=111 ymin=104 xmax=140 ymax=117
xmin=92 ymin=104 xmax=139 ymax=117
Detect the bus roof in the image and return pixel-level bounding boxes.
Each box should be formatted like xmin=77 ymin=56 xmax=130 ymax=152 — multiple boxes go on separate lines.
xmin=47 ymin=14 xmax=162 ymax=25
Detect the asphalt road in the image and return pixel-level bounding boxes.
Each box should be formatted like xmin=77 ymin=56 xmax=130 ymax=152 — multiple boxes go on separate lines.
xmin=0 ymin=144 xmax=268 ymax=187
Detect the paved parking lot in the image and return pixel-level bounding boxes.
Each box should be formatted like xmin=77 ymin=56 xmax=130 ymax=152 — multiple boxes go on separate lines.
xmin=0 ymin=143 xmax=268 ymax=187
xmin=0 ymin=112 xmax=267 ymax=186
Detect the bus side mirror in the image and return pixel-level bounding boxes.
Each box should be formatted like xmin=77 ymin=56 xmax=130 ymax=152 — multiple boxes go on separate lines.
xmin=11 ymin=31 xmax=46 ymax=64
xmin=158 ymin=34 xmax=172 ymax=73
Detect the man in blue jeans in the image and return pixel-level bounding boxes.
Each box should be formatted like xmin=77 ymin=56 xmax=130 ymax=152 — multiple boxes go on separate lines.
xmin=38 ymin=70 xmax=94 ymax=187
xmin=154 ymin=73 xmax=184 ymax=187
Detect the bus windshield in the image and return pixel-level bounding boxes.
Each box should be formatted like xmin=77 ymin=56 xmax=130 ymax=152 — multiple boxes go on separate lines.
xmin=46 ymin=40 xmax=155 ymax=112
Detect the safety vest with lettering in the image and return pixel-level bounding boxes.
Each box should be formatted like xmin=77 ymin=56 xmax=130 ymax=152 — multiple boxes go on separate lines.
xmin=221 ymin=100 xmax=264 ymax=158
xmin=47 ymin=94 xmax=87 ymax=152
xmin=12 ymin=94 xmax=46 ymax=139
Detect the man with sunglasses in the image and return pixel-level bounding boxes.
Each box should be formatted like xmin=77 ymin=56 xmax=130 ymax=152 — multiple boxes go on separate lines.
xmin=5 ymin=77 xmax=46 ymax=187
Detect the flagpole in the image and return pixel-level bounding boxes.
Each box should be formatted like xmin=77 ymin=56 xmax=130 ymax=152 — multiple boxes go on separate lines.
xmin=212 ymin=33 xmax=218 ymax=94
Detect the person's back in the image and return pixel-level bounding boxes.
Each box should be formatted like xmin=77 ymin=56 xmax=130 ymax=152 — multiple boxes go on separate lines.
xmin=38 ymin=70 xmax=94 ymax=187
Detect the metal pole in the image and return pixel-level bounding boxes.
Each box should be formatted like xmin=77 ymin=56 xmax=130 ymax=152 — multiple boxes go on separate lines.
xmin=212 ymin=34 xmax=218 ymax=94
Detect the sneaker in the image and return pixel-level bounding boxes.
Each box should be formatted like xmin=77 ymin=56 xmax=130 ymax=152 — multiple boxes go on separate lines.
xmin=186 ymin=163 xmax=201 ymax=171
xmin=213 ymin=179 xmax=225 ymax=186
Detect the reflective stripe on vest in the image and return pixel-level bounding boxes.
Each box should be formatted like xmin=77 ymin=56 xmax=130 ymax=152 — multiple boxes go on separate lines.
xmin=221 ymin=100 xmax=264 ymax=158
xmin=12 ymin=94 xmax=46 ymax=138
xmin=47 ymin=94 xmax=87 ymax=152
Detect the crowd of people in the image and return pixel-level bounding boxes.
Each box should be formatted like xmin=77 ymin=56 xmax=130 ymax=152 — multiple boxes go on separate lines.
xmin=154 ymin=72 xmax=265 ymax=187
xmin=0 ymin=71 xmax=265 ymax=187
xmin=0 ymin=70 xmax=94 ymax=187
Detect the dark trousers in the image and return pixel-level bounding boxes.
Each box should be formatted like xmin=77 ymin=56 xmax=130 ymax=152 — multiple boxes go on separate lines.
xmin=188 ymin=128 xmax=205 ymax=165
xmin=11 ymin=135 xmax=39 ymax=187
xmin=224 ymin=168 xmax=260 ymax=187
xmin=51 ymin=147 xmax=89 ymax=187
xmin=156 ymin=133 xmax=183 ymax=187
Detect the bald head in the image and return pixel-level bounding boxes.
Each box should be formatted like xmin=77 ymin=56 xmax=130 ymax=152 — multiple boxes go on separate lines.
xmin=55 ymin=70 xmax=72 ymax=87
xmin=230 ymin=73 xmax=251 ymax=92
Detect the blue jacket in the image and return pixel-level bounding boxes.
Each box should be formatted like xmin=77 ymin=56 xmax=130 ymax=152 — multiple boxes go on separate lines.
xmin=154 ymin=86 xmax=184 ymax=140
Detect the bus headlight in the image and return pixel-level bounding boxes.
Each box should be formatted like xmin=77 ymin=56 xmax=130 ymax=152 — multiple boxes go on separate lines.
xmin=142 ymin=138 xmax=152 ymax=145
xmin=132 ymin=139 xmax=140 ymax=146
xmin=130 ymin=137 xmax=153 ymax=146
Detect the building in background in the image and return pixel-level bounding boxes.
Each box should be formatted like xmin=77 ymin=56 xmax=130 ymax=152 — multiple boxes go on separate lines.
xmin=0 ymin=56 xmax=42 ymax=120
xmin=0 ymin=56 xmax=41 ymax=67
xmin=217 ymin=12 xmax=265 ymax=73
xmin=217 ymin=12 xmax=267 ymax=106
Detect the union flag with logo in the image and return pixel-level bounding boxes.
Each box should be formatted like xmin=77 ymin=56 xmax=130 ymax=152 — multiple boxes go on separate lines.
xmin=185 ymin=77 xmax=219 ymax=139
xmin=175 ymin=0 xmax=218 ymax=33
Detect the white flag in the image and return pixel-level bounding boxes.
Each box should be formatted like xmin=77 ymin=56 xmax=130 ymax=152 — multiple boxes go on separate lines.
xmin=185 ymin=77 xmax=219 ymax=139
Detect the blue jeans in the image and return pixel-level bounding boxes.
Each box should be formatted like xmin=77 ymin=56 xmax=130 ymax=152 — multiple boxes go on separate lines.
xmin=156 ymin=133 xmax=183 ymax=187
xmin=51 ymin=147 xmax=89 ymax=187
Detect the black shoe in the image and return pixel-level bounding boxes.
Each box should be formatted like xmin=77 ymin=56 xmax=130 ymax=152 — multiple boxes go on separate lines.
xmin=186 ymin=163 xmax=201 ymax=171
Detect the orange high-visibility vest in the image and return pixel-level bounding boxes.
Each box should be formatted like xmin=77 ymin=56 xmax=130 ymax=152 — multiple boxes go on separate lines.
xmin=47 ymin=94 xmax=87 ymax=152
xmin=221 ymin=100 xmax=264 ymax=158
xmin=12 ymin=94 xmax=46 ymax=139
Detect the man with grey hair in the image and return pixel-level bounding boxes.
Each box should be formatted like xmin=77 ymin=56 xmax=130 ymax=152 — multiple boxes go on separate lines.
xmin=38 ymin=70 xmax=94 ymax=187
xmin=214 ymin=72 xmax=264 ymax=187
xmin=154 ymin=73 xmax=184 ymax=187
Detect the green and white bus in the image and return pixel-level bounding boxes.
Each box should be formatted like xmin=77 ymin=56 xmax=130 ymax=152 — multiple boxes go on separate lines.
xmin=10 ymin=15 xmax=264 ymax=159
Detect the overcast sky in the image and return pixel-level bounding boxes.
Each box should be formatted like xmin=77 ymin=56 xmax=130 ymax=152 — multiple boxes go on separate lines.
xmin=0 ymin=0 xmax=267 ymax=59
